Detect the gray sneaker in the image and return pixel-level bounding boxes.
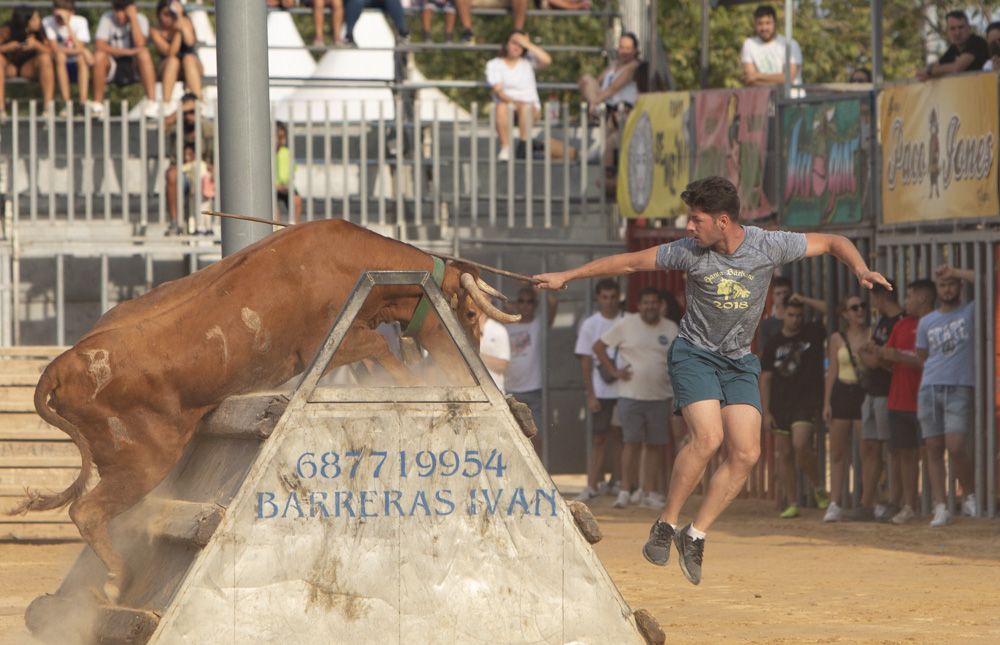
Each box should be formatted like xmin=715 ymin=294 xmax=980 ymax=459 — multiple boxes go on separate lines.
xmin=642 ymin=520 xmax=675 ymax=566
xmin=674 ymin=524 xmax=705 ymax=585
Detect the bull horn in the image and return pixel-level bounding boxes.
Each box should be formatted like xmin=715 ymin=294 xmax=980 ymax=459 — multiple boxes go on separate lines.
xmin=461 ymin=273 xmax=521 ymax=324
xmin=476 ymin=277 xmax=509 ymax=302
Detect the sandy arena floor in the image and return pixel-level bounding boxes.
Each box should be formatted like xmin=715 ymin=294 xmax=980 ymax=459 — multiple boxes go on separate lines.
xmin=2 ymin=478 xmax=999 ymax=644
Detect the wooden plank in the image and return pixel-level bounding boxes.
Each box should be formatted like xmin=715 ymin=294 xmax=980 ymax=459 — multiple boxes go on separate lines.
xmin=0 ymin=441 xmax=82 ymax=460
xmin=0 ymin=456 xmax=82 ymax=468
xmin=0 ymin=467 xmax=80 ymax=490
xmin=0 ymin=346 xmax=67 ymax=358
xmin=0 ymin=387 xmax=39 ymax=412
xmin=0 ymin=415 xmax=65 ymax=441
xmin=0 ymin=522 xmax=81 ymax=540
xmin=0 ymin=358 xmax=52 ymax=372
xmin=200 ymin=393 xmax=289 ymax=439
xmin=0 ymin=373 xmax=44 ymax=386
xmin=134 ymin=498 xmax=224 ymax=548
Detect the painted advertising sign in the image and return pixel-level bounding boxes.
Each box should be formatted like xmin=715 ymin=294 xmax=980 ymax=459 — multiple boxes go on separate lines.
xmin=781 ymin=99 xmax=865 ymax=228
xmin=618 ymin=92 xmax=692 ymax=219
xmin=879 ymin=73 xmax=998 ymax=223
xmin=693 ymin=88 xmax=773 ymax=220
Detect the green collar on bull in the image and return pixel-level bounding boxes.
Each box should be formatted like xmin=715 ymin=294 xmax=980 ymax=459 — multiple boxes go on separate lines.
xmin=403 ymin=256 xmax=446 ymax=337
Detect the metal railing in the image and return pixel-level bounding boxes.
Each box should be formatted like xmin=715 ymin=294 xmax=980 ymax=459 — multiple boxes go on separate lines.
xmin=0 ymin=98 xmax=611 ymax=234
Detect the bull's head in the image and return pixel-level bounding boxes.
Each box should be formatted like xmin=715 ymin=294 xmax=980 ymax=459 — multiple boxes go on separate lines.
xmin=456 ymin=273 xmax=519 ymax=344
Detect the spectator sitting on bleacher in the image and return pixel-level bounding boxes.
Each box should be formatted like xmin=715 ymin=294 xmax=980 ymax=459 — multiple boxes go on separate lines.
xmin=267 ymin=0 xmax=298 ymax=9
xmin=91 ymin=0 xmax=158 ymax=118
xmin=541 ymin=0 xmax=590 ymax=10
xmin=849 ymin=67 xmax=871 ymax=83
xmin=344 ymin=0 xmax=408 ymax=46
xmin=43 ymin=0 xmax=93 ymax=111
xmin=578 ymin=32 xmax=638 ymax=167
xmin=486 ymin=30 xmax=549 ymax=161
xmin=420 ymin=0 xmax=474 ymax=44
xmin=916 ymin=10 xmax=988 ymax=80
xmin=0 ymin=5 xmax=56 ymax=117
xmin=274 ymin=121 xmax=303 ymax=224
xmin=312 ymin=0 xmax=346 ymax=47
xmin=982 ymin=21 xmax=1000 ymax=71
xmin=164 ymin=93 xmax=213 ymax=235
xmin=150 ymin=0 xmax=203 ymax=102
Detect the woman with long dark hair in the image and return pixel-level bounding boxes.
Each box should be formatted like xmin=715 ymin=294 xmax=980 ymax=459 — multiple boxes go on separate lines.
xmin=822 ymin=294 xmax=870 ymax=521
xmin=0 ymin=5 xmax=56 ymax=116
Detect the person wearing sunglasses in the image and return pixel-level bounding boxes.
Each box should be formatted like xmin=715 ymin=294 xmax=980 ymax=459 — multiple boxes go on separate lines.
xmin=822 ymin=295 xmax=870 ymax=521
xmin=504 ymin=285 xmax=557 ymax=457
xmin=532 ymin=175 xmax=890 ymax=585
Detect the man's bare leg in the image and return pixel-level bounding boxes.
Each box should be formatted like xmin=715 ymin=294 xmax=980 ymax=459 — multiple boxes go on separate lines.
xmin=659 ymin=399 xmax=724 ymax=526
xmin=690 ymin=404 xmax=761 ymax=532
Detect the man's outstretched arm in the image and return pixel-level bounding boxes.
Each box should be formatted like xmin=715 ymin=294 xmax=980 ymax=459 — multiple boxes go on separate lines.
xmin=533 ymin=246 xmax=660 ymax=290
xmin=804 ymin=233 xmax=891 ymax=291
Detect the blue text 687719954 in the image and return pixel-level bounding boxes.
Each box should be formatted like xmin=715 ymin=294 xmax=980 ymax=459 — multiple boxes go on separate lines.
xmin=294 ymin=449 xmax=508 ymax=480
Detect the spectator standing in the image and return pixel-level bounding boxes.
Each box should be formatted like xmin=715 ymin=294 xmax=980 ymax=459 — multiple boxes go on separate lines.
xmin=983 ymin=21 xmax=1000 ymax=71
xmin=573 ymin=279 xmax=624 ymax=502
xmin=274 ymin=121 xmax=302 ymax=224
xmin=534 ymin=175 xmax=889 ymax=585
xmin=596 ymin=288 xmax=678 ymax=510
xmin=92 ymin=0 xmax=157 ymax=118
xmin=344 ymin=0 xmax=408 ymax=46
xmin=487 ymin=31 xmax=549 ymax=161
xmin=479 ymin=312 xmax=511 ymax=394
xmin=164 ymin=93 xmax=213 ymax=235
xmin=822 ymin=295 xmax=870 ymax=522
xmin=505 ymin=286 xmax=557 ymax=456
xmin=0 ymin=5 xmax=56 ymax=116
xmin=740 ymin=4 xmax=803 ymax=91
xmin=312 ymin=0 xmax=346 ymax=48
xmin=878 ymin=279 xmax=936 ymax=525
xmin=760 ymin=297 xmax=829 ymax=518
xmin=917 ymin=10 xmax=989 ymax=80
xmin=857 ymin=281 xmax=903 ymax=521
xmin=150 ymin=0 xmax=203 ymax=103
xmin=757 ymin=276 xmax=826 ymax=353
xmin=916 ymin=265 xmax=977 ymax=527
xmin=43 ymin=0 xmax=92 ymax=110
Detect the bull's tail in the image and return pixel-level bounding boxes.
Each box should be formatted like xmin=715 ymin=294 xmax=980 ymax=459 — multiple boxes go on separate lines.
xmin=7 ymin=367 xmax=93 ymax=515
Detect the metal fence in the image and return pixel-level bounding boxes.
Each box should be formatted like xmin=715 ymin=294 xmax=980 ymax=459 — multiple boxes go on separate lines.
xmin=0 ymin=98 xmax=611 ymax=234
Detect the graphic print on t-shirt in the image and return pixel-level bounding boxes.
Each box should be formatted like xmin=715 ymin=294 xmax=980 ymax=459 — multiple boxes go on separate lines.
xmin=927 ymin=317 xmax=968 ymax=357
xmin=773 ymin=339 xmax=813 ymax=378
xmin=705 ymin=270 xmax=754 ymax=310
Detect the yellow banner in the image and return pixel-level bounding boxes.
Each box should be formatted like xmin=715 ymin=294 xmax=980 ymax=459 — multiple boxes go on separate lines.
xmin=617 ymin=92 xmax=691 ymax=219
xmin=880 ymin=73 xmax=999 ymax=223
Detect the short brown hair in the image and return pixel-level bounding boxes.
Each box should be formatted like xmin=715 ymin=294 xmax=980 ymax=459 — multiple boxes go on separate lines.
xmin=53 ymin=0 xmax=75 ymax=11
xmin=680 ymin=176 xmax=741 ymax=220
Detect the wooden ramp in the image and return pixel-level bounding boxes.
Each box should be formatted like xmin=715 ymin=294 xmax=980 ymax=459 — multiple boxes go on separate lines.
xmin=0 ymin=346 xmax=78 ymax=541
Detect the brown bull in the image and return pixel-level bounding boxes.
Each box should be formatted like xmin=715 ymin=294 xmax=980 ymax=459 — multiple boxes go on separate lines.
xmin=10 ymin=219 xmax=517 ymax=601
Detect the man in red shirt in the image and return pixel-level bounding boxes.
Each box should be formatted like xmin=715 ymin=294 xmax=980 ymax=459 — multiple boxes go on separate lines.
xmin=877 ymin=279 xmax=936 ymax=524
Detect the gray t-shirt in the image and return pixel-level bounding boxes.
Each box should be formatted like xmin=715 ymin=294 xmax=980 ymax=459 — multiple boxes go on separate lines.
xmin=95 ymin=11 xmax=149 ymax=50
xmin=915 ymin=301 xmax=975 ymax=387
xmin=655 ymin=226 xmax=808 ymax=359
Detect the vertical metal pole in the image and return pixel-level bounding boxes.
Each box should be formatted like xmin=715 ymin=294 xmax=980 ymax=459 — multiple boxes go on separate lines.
xmin=974 ymin=241 xmax=984 ymax=516
xmin=699 ymin=0 xmax=709 ymax=89
xmin=55 ymin=255 xmax=65 ymax=346
xmin=121 ymin=100 xmax=129 ymax=225
xmin=306 ymin=103 xmax=314 ymax=222
xmin=506 ymin=105 xmax=514 ymax=228
xmin=156 ymin=108 xmax=166 ymax=225
xmin=324 ymin=102 xmax=332 ymax=220
xmin=102 ymin=101 xmax=111 ymax=220
xmin=987 ymin=243 xmax=997 ymax=518
xmin=543 ymin=104 xmax=552 ymax=228
xmin=66 ymin=110 xmax=75 ymax=222
xmin=414 ymin=101 xmax=423 ymax=226
xmin=360 ymin=102 xmax=368 ymax=226
xmin=470 ymin=101 xmax=479 ymax=227
xmin=288 ymin=121 xmax=297 ymax=223
xmin=451 ymin=103 xmax=459 ymax=229
xmin=783 ymin=0 xmax=793 ymax=98
xmin=11 ymin=102 xmax=19 ymax=227
xmin=579 ymin=102 xmax=588 ymax=221
xmin=212 ymin=97 xmax=221 ymax=214
xmin=100 ymin=254 xmax=109 ymax=314
xmin=540 ymin=254 xmax=549 ymax=471
xmin=871 ymin=0 xmax=884 ymax=85
xmin=432 ymin=101 xmax=441 ymax=225
xmin=489 ymin=104 xmax=497 ymax=226
xmin=29 ymin=101 xmax=37 ymax=221
xmin=378 ymin=102 xmax=386 ymax=225
xmin=47 ymin=107 xmax=55 ymax=221
xmin=138 ymin=110 xmax=147 ymax=227
xmin=341 ymin=115 xmax=349 ymax=219
xmin=174 ymin=105 xmax=183 ymax=230
xmin=562 ymin=102 xmax=570 ymax=226
xmin=217 ymin=0 xmax=272 ymax=255
xmin=395 ymin=97 xmax=404 ymax=227
xmin=525 ymin=109 xmax=533 ymax=228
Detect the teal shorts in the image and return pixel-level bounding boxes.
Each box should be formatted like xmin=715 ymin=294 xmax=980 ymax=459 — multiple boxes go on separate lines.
xmin=667 ymin=336 xmax=762 ymax=415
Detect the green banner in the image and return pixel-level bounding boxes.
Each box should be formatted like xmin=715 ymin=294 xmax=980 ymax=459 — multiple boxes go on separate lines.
xmin=781 ymin=99 xmax=865 ymax=228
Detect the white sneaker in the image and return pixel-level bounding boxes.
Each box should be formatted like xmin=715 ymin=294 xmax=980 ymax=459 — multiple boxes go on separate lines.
xmin=962 ymin=494 xmax=978 ymax=517
xmin=143 ymin=101 xmax=163 ymax=119
xmin=573 ymin=487 xmax=598 ymax=502
xmin=497 ymin=145 xmax=511 ymax=161
xmin=87 ymin=101 xmax=105 ymax=117
xmin=929 ymin=503 xmax=951 ymax=527
xmin=629 ymin=488 xmax=643 ymax=504
xmin=874 ymin=504 xmax=889 ymax=520
xmin=639 ymin=493 xmax=665 ymax=510
xmin=823 ymin=501 xmax=842 ymax=523
xmin=891 ymin=504 xmax=915 ymax=525
xmin=612 ymin=490 xmax=629 ymax=509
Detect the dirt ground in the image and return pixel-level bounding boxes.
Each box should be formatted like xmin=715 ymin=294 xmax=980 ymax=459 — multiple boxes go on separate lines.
xmin=1 ymin=480 xmax=999 ymax=644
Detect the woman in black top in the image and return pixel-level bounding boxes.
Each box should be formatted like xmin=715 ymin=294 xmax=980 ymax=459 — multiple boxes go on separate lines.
xmin=0 ymin=5 xmax=56 ymax=116
xmin=150 ymin=0 xmax=203 ymax=103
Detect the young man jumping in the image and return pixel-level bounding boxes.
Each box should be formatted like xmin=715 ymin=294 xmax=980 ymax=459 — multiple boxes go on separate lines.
xmin=534 ymin=176 xmax=890 ymax=585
